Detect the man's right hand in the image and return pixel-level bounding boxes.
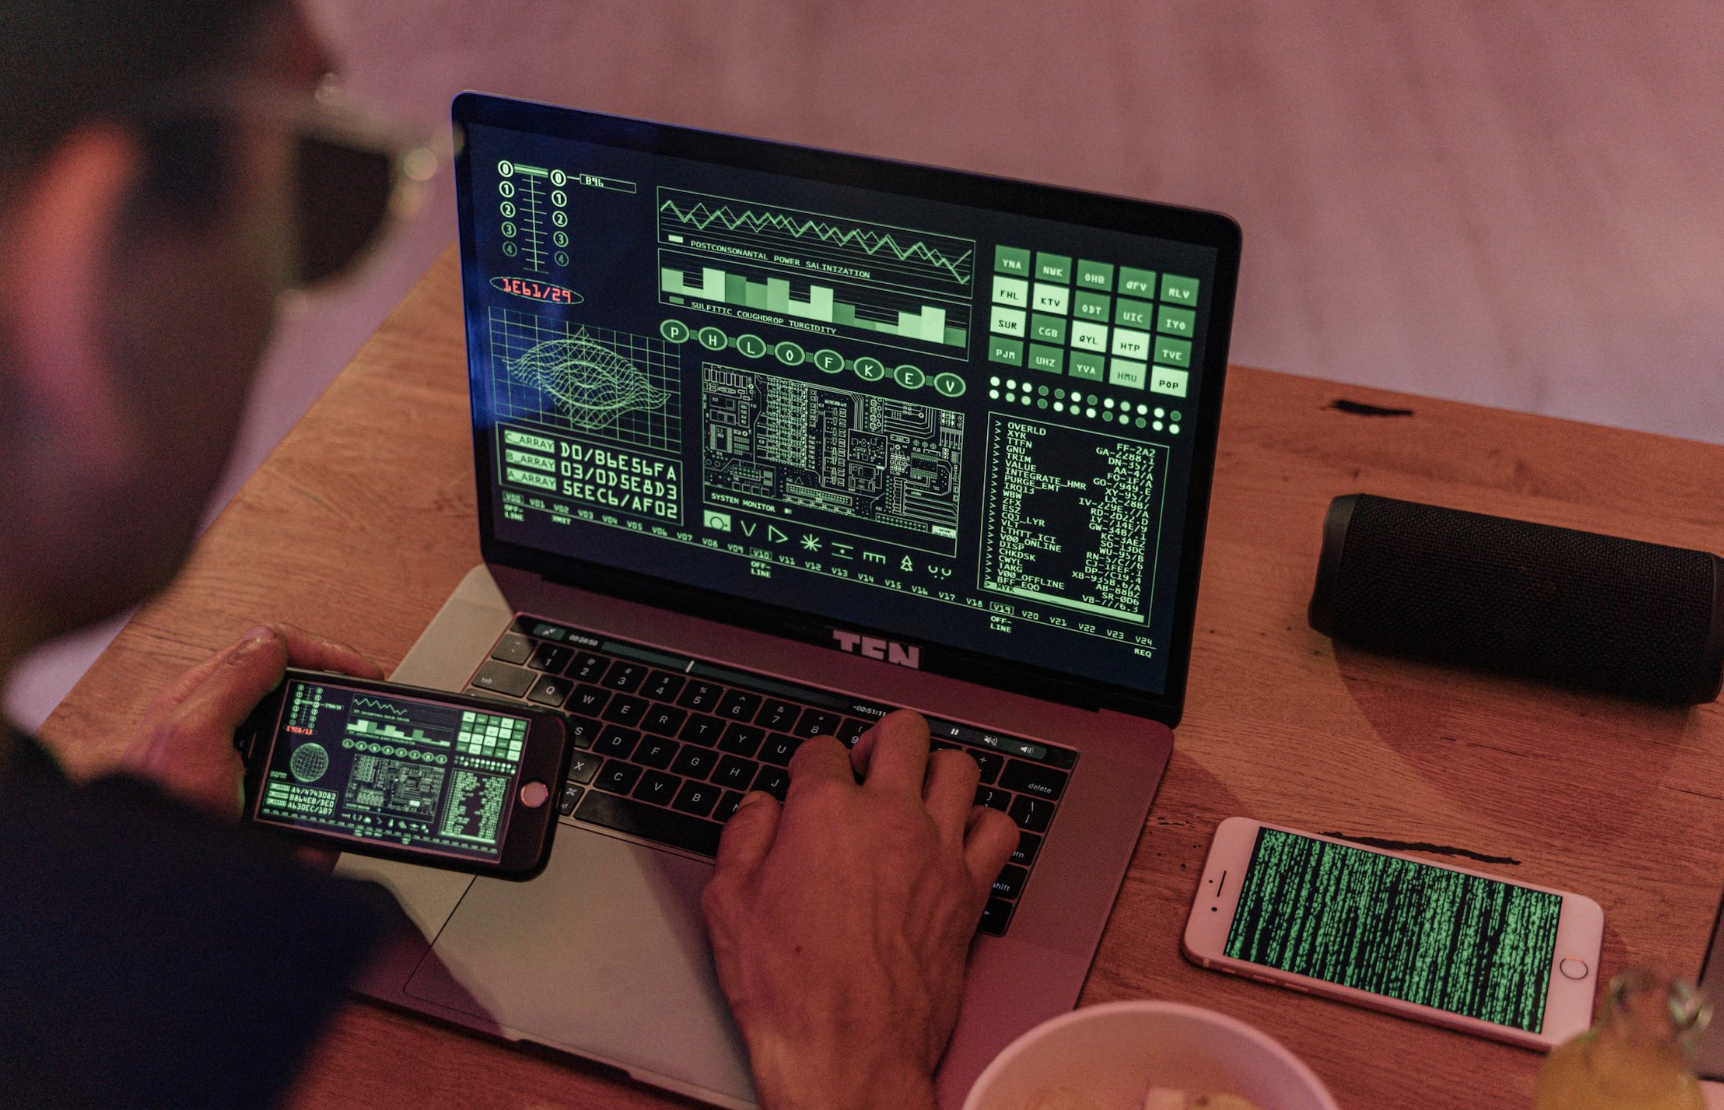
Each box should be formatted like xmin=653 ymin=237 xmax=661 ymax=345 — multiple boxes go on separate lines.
xmin=702 ymin=710 xmax=1019 ymax=1110
xmin=118 ymin=623 xmax=383 ymax=820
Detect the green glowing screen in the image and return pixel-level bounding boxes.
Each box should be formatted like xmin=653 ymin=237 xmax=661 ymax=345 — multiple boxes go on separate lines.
xmin=254 ymin=680 xmax=530 ymax=861
xmin=1225 ymin=828 xmax=1563 ymax=1032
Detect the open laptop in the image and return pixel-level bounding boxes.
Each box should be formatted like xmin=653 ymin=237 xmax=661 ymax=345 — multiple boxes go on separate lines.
xmin=337 ymin=92 xmax=1240 ymax=1108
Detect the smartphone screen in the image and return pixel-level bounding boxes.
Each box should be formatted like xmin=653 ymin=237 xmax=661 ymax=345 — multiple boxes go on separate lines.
xmin=252 ymin=677 xmax=536 ymax=863
xmin=1225 ymin=827 xmax=1564 ymax=1033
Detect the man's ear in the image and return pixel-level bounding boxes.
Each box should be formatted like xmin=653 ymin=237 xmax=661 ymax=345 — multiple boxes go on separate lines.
xmin=0 ymin=124 xmax=145 ymax=482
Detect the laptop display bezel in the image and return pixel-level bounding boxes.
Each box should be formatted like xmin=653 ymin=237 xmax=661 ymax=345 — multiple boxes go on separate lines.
xmin=452 ymin=91 xmax=1240 ymax=727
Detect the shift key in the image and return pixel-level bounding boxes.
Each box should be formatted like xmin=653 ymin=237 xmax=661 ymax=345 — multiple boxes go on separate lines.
xmin=575 ymin=789 xmax=723 ymax=858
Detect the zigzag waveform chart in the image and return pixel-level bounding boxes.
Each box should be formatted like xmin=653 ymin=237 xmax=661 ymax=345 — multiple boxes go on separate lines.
xmin=657 ymin=188 xmax=975 ymax=291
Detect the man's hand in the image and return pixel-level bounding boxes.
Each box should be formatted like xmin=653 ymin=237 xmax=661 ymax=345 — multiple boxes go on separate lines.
xmin=119 ymin=623 xmax=383 ymax=820
xmin=702 ymin=710 xmax=1019 ymax=1110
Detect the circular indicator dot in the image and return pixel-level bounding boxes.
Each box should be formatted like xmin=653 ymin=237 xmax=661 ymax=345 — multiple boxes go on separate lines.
xmin=893 ymin=364 xmax=926 ymax=389
xmin=553 ymin=231 xmax=569 ymax=248
xmin=989 ymin=376 xmax=1001 ymax=387
xmin=853 ymin=357 xmax=886 ymax=381
xmin=1036 ymin=399 xmax=1048 ymax=409
xmin=932 ymin=372 xmax=966 ymax=397
xmin=1104 ymin=398 xmax=1115 ymax=409
xmin=1054 ymin=402 xmax=1064 ymax=412
xmin=660 ymin=319 xmax=691 ymax=343
xmin=502 ymin=242 xmax=517 ymax=257
xmin=1153 ymin=421 xmax=1164 ymax=432
xmin=1154 ymin=407 xmax=1166 ymax=419
xmin=1135 ymin=417 xmax=1147 ymax=428
xmin=498 ymin=181 xmax=515 ymax=198
xmin=775 ymin=340 xmax=806 ymax=366
xmin=814 ymin=349 xmax=846 ymax=373
xmin=1170 ymin=423 xmax=1181 ymax=434
xmin=1172 ymin=410 xmax=1183 ymax=421
xmin=736 ymin=333 xmax=768 ymax=358
xmin=1086 ymin=407 xmax=1097 ymax=418
xmin=554 ymin=252 xmax=570 ymax=267
xmin=989 ymin=389 xmax=999 ymax=400
xmin=341 ymin=739 xmax=352 ymax=749
xmin=697 ymin=326 xmax=728 ymax=350
xmin=501 ymin=221 xmax=516 ymax=238
xmin=551 ymin=190 xmax=568 ymax=207
xmin=551 ymin=210 xmax=568 ymax=227
xmin=1006 ymin=379 xmax=1018 ymax=391
xmin=1021 ymin=394 xmax=1032 ymax=405
xmin=550 ymin=169 xmax=567 ymax=187
xmin=497 ymin=160 xmax=514 ymax=177
xmin=1055 ymin=388 xmax=1067 ymax=400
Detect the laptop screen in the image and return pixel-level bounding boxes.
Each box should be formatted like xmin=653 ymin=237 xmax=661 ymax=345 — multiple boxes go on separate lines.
xmin=455 ymin=96 xmax=1236 ymax=713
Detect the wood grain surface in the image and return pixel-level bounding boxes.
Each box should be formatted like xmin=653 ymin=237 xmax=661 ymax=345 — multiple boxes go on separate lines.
xmin=40 ymin=248 xmax=1724 ymax=1109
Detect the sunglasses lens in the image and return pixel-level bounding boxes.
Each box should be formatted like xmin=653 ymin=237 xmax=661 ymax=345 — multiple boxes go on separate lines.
xmin=295 ymin=134 xmax=395 ymax=286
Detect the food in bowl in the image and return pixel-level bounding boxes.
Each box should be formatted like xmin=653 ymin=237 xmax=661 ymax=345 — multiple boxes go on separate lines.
xmin=1025 ymin=1085 xmax=1266 ymax=1110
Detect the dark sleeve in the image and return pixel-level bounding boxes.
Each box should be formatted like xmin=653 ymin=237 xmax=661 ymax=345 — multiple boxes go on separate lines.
xmin=0 ymin=734 xmax=396 ymax=1110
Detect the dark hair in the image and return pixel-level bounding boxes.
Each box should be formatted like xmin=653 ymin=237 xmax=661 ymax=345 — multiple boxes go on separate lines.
xmin=1 ymin=0 xmax=282 ymax=214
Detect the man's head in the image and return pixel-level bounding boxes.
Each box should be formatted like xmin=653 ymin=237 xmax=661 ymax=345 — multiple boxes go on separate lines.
xmin=0 ymin=0 xmax=327 ymax=651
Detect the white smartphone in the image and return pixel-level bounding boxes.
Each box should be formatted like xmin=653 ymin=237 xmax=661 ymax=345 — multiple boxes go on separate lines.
xmin=1183 ymin=818 xmax=1605 ymax=1050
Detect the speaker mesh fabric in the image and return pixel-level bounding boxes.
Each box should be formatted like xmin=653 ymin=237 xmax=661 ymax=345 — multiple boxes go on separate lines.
xmin=1310 ymin=495 xmax=1724 ymax=703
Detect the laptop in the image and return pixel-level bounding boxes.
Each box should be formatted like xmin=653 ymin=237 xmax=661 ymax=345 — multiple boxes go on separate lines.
xmin=337 ymin=91 xmax=1241 ymax=1108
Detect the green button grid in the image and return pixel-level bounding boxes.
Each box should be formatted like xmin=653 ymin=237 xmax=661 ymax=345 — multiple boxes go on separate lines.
xmin=1157 ymin=304 xmax=1195 ymax=336
xmin=1076 ymin=260 xmax=1114 ymax=290
xmin=989 ymin=336 xmax=1024 ymax=365
xmin=1109 ymin=359 xmax=1147 ymax=389
xmin=995 ymin=245 xmax=1031 ymax=275
xmin=1074 ymin=291 xmax=1110 ymax=320
xmin=1110 ymin=327 xmax=1152 ymax=360
xmin=1035 ymin=252 xmax=1072 ymax=282
xmin=1161 ymin=273 xmax=1200 ymax=304
xmin=1115 ymin=298 xmax=1154 ymax=329
xmin=1027 ymin=344 xmax=1065 ymax=374
xmin=1030 ymin=313 xmax=1068 ymax=345
xmin=1031 ymin=282 xmax=1070 ymax=315
xmin=1069 ymin=351 xmax=1106 ymax=381
xmin=1154 ymin=335 xmax=1192 ymax=367
xmin=990 ymin=304 xmax=1027 ymax=337
xmin=1119 ymin=266 xmax=1157 ymax=298
xmin=992 ymin=274 xmax=1029 ymax=307
xmin=1071 ymin=321 xmax=1109 ymax=352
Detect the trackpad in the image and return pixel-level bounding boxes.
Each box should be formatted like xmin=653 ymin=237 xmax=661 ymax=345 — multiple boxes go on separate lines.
xmin=405 ymin=827 xmax=755 ymax=1102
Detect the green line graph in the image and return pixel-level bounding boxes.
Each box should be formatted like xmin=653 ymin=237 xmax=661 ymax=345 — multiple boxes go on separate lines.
xmin=657 ymin=188 xmax=975 ymax=292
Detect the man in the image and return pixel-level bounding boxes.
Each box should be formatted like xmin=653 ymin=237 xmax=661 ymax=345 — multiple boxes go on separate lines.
xmin=0 ymin=2 xmax=1018 ymax=1109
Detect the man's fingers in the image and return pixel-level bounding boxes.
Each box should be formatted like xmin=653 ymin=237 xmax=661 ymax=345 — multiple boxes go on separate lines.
xmin=276 ymin=623 xmax=385 ymax=679
xmin=160 ymin=629 xmax=290 ymax=744
xmin=788 ymin=735 xmax=854 ymax=789
xmin=713 ymin=791 xmax=781 ymax=879
xmin=922 ymin=749 xmax=981 ymax=845
xmin=963 ymin=806 xmax=1019 ymax=898
xmin=140 ymin=624 xmax=277 ymax=724
xmin=853 ymin=709 xmax=931 ymax=796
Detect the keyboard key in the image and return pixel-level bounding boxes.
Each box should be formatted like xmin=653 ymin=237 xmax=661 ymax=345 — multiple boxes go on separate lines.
xmin=472 ymin=660 xmax=534 ymax=698
xmin=967 ymin=748 xmax=1005 ymax=784
xmin=976 ymin=786 xmax=1011 ymax=811
xmin=758 ymin=733 xmax=801 ymax=766
xmin=672 ymin=779 xmax=720 ymax=818
xmin=1012 ymin=831 xmax=1042 ymax=867
xmin=991 ymin=864 xmax=1030 ymax=901
xmin=565 ymin=715 xmax=602 ymax=749
xmin=677 ymin=680 xmax=723 ymax=712
xmin=635 ymin=737 xmax=678 ymax=770
xmin=602 ymin=660 xmax=647 ymax=693
xmin=717 ymin=690 xmax=762 ymax=721
xmin=678 ymin=713 xmax=725 ymax=747
xmin=1000 ymin=760 xmax=1069 ymax=801
xmin=575 ymin=789 xmax=721 ymax=857
xmin=755 ymin=700 xmax=801 ymax=731
xmin=527 ymin=642 xmax=573 ymax=673
xmin=641 ymin=704 xmax=688 ymax=737
xmin=715 ymin=791 xmax=746 ymax=822
xmin=718 ymin=723 xmax=765 ymax=758
xmin=593 ymin=726 xmax=640 ymax=761
xmin=835 ymin=718 xmax=870 ymax=746
xmin=526 ymin=674 xmax=572 ymax=707
xmin=642 ymin=669 xmax=686 ymax=702
xmin=558 ymin=783 xmax=584 ymax=815
xmin=978 ymin=898 xmax=1013 ymax=937
xmin=566 ymin=751 xmax=601 ymax=784
xmin=1009 ymin=794 xmax=1052 ymax=832
xmin=670 ymin=745 xmax=718 ymax=780
xmin=632 ymin=769 xmax=682 ymax=806
xmin=793 ymin=709 xmax=840 ymax=738
xmin=567 ymin=684 xmax=610 ymax=715
xmin=595 ymin=759 xmax=643 ymax=795
xmin=567 ymin=651 xmax=609 ymax=683
xmin=490 ymin=632 xmax=534 ymax=665
xmin=752 ymin=766 xmax=790 ymax=801
xmin=522 ymin=619 xmax=571 ymax=642
xmin=601 ymin=693 xmax=647 ymax=727
xmin=713 ymin=755 xmax=759 ymax=789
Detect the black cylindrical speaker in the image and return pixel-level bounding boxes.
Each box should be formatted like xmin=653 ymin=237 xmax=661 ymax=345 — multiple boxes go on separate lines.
xmin=1308 ymin=494 xmax=1724 ymax=704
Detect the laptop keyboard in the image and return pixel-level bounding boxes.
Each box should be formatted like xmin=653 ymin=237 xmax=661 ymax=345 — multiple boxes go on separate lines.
xmin=469 ymin=616 xmax=1078 ymax=938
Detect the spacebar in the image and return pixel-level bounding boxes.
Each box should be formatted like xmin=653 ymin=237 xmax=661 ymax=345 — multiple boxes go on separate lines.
xmin=574 ymin=791 xmax=723 ymax=858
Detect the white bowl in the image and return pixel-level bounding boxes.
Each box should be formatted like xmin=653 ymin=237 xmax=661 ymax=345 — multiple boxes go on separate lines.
xmin=963 ymin=1001 xmax=1340 ymax=1110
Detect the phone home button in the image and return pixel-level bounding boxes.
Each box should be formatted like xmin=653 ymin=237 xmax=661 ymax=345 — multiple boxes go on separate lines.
xmin=519 ymin=781 xmax=550 ymax=809
xmin=1558 ymin=957 xmax=1589 ymax=980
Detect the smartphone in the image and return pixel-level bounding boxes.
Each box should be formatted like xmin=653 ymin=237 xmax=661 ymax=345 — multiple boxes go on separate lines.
xmin=1183 ymin=818 xmax=1604 ymax=1050
xmin=237 ymin=669 xmax=571 ymax=880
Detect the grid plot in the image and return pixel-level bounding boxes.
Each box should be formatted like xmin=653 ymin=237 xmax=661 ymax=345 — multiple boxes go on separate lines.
xmin=488 ymin=307 xmax=682 ymax=454
xmin=457 ymin=711 xmax=525 ymax=762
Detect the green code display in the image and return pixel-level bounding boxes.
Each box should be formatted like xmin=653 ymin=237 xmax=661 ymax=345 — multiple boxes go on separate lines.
xmin=1225 ymin=828 xmax=1562 ymax=1032
xmin=254 ymin=680 xmax=530 ymax=861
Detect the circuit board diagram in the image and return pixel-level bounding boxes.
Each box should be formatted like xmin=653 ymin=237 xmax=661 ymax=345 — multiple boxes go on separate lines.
xmin=343 ymin=755 xmax=446 ymax=822
xmin=701 ymin=364 xmax=964 ymax=555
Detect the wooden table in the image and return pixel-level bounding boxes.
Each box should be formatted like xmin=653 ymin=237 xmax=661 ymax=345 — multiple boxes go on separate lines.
xmin=41 ymin=248 xmax=1724 ymax=1109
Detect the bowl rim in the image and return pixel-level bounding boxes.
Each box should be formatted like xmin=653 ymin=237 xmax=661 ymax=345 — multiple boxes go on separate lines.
xmin=961 ymin=1000 xmax=1340 ymax=1110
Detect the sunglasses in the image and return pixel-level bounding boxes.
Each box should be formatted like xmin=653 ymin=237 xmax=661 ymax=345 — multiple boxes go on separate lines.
xmin=122 ymin=77 xmax=441 ymax=289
